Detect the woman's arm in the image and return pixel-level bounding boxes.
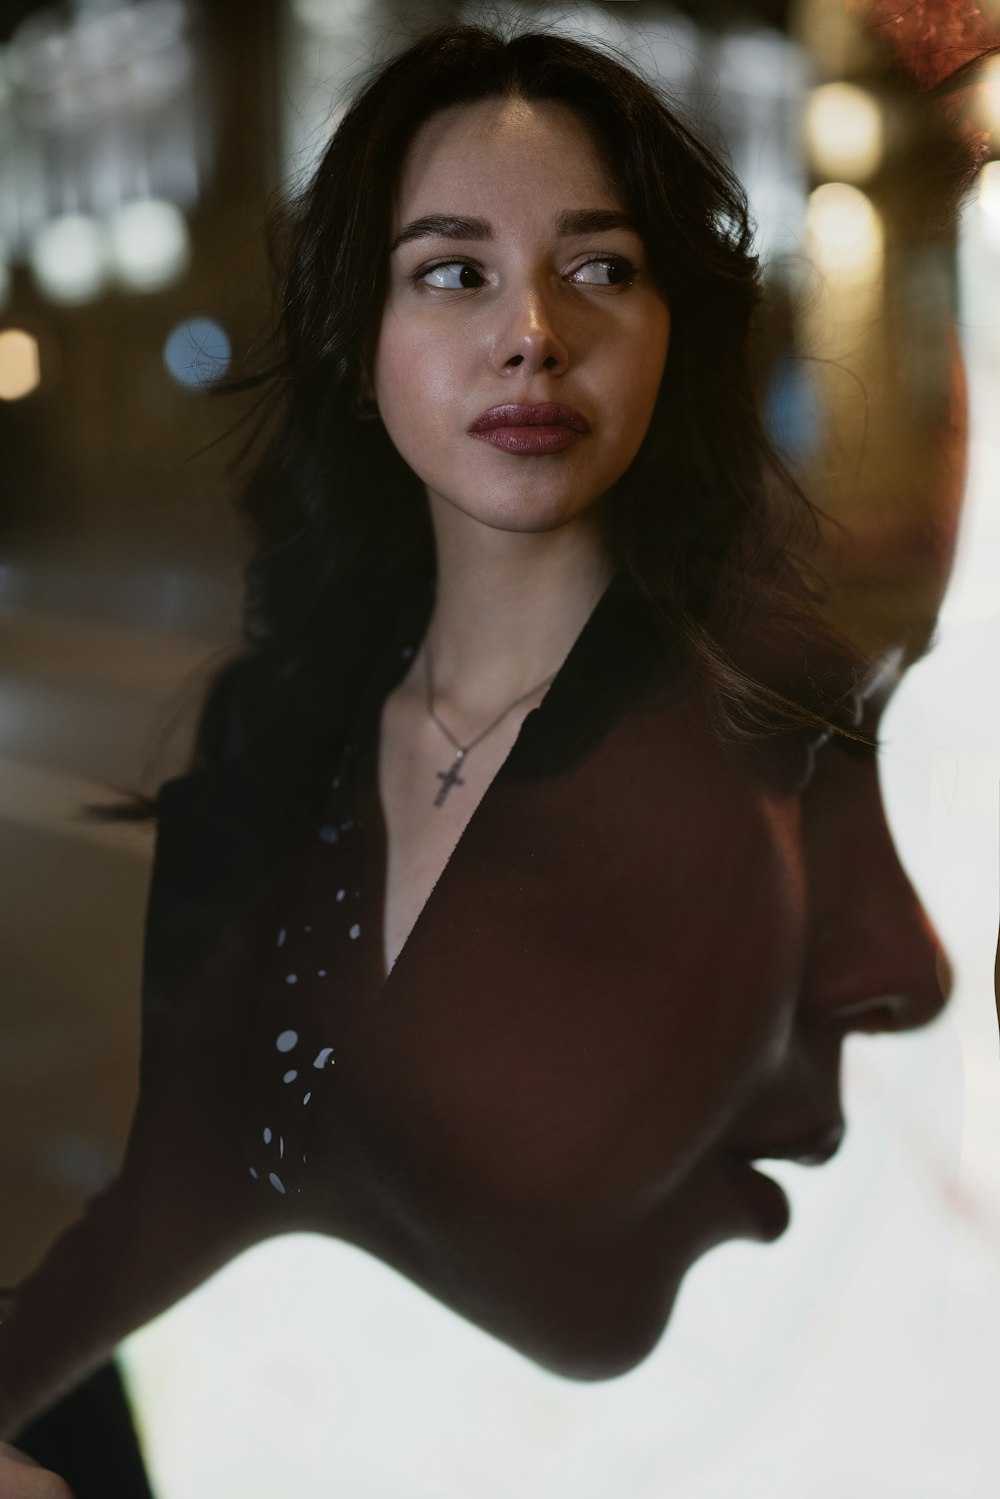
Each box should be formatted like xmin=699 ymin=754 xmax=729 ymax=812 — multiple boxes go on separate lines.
xmin=0 ymin=915 xmax=267 ymax=1438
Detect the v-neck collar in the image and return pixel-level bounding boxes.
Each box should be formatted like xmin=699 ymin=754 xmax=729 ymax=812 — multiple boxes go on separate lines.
xmin=147 ymin=567 xmax=685 ymax=1012
xmin=352 ymin=566 xmax=683 ymax=999
xmin=347 ymin=564 xmax=677 ymax=764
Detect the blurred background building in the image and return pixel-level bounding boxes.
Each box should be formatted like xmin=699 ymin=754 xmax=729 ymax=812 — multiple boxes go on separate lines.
xmin=1 ymin=1 xmax=998 ymax=1495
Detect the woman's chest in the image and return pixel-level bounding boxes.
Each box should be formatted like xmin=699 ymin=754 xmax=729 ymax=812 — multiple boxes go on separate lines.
xmin=375 ymin=686 xmax=535 ymax=978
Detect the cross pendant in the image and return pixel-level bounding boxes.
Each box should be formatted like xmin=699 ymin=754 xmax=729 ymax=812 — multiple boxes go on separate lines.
xmin=434 ymin=752 xmax=465 ymax=807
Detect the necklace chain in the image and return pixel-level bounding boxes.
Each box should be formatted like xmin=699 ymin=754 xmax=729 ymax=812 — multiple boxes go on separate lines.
xmin=423 ymin=639 xmax=557 ymax=764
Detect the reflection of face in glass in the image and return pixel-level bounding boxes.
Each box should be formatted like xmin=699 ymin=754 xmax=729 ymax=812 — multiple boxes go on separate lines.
xmin=0 ymin=28 xmax=965 ymax=1461
xmin=297 ymin=93 xmax=951 ymax=1383
xmin=321 ymin=651 xmax=948 ymax=1382
xmin=371 ymin=97 xmax=672 ymax=536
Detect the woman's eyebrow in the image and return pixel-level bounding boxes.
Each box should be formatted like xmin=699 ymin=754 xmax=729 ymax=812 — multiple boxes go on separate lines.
xmin=389 ymin=208 xmax=640 ymax=253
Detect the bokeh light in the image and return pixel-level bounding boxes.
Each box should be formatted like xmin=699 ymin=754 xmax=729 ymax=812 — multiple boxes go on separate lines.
xmin=977 ymin=54 xmax=1000 ymax=138
xmin=163 ymin=316 xmax=231 ymax=389
xmin=979 ymin=160 xmax=1000 ymax=216
xmin=0 ymin=329 xmax=41 ymax=401
xmin=28 ymin=213 xmax=111 ymax=305
xmin=765 ymin=356 xmax=824 ymax=466
xmin=804 ymin=82 xmax=884 ymax=183
xmin=108 ymin=198 xmax=191 ymax=293
xmin=978 ymin=159 xmax=1000 ymax=245
xmin=292 ymin=0 xmax=376 ymax=33
xmin=805 ymin=181 xmax=883 ymax=276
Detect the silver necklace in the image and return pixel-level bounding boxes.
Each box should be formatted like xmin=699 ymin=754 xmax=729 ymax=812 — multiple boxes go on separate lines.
xmin=423 ymin=640 xmax=557 ymax=806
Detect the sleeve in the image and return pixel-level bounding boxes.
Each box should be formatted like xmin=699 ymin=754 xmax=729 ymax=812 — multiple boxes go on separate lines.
xmin=0 ymin=777 xmax=274 ymax=1439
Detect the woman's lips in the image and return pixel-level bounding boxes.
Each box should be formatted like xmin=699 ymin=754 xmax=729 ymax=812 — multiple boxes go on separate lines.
xmin=468 ymin=402 xmax=590 ymax=455
xmin=473 ymin=427 xmax=584 ymax=454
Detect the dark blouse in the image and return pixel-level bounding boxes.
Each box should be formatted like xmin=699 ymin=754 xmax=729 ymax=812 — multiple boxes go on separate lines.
xmin=237 ymin=568 xmax=691 ymax=1213
xmin=239 ymin=702 xmax=395 ymax=1203
xmin=0 ymin=568 xmax=697 ymax=1433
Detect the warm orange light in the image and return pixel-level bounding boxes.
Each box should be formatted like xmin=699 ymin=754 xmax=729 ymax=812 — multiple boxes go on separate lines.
xmin=0 ymin=329 xmax=41 ymax=401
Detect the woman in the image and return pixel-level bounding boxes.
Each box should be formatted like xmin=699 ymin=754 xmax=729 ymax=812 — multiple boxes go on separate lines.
xmin=0 ymin=21 xmax=948 ymax=1451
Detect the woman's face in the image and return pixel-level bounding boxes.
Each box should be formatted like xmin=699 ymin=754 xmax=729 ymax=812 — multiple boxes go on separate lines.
xmin=327 ymin=662 xmax=948 ymax=1381
xmin=370 ymin=96 xmax=671 ymax=534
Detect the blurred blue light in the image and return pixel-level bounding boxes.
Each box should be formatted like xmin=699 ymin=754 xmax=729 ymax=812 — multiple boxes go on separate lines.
xmin=163 ymin=316 xmax=231 ymax=389
xmin=766 ymin=355 xmax=824 ymax=466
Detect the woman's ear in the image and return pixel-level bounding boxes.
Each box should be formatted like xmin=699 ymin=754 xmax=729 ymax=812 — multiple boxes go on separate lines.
xmin=352 ymin=355 xmax=380 ymax=421
xmin=357 ymin=340 xmax=377 ymax=403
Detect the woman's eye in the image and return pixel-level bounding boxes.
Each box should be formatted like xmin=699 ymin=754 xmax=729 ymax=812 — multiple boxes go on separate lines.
xmin=414 ymin=256 xmax=637 ymax=291
xmin=570 ymin=256 xmax=637 ymax=287
xmin=418 ymin=261 xmax=484 ymax=290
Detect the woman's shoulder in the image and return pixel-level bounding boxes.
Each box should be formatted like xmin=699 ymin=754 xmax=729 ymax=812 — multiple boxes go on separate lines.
xmin=148 ymin=762 xmax=309 ymax=915
xmin=144 ymin=763 xmax=306 ymax=993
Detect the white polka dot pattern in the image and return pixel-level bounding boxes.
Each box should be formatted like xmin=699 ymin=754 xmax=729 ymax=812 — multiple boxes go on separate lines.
xmin=245 ymin=727 xmax=382 ymax=1201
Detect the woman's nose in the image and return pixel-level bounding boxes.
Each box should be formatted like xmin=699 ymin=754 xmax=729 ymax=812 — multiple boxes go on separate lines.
xmin=801 ymin=760 xmax=952 ymax=1037
xmin=493 ymin=282 xmax=569 ymax=376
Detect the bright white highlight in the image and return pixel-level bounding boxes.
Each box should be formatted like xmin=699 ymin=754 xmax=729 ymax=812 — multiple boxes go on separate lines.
xmin=29 ymin=214 xmax=110 ymax=304
xmin=978 ymin=160 xmax=1000 ymax=222
xmin=107 ymin=198 xmax=191 ymax=292
xmin=977 ymin=161 xmax=1000 ymax=247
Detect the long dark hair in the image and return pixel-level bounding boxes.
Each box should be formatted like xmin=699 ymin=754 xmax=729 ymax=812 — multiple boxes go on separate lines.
xmin=193 ymin=21 xmax=846 ymax=807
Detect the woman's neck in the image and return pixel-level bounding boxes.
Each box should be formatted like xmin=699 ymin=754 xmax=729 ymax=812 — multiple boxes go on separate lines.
xmin=418 ymin=502 xmax=615 ymax=722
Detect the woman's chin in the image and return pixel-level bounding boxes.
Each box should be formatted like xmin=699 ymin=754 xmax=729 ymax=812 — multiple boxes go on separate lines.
xmin=353 ymin=1213 xmax=688 ymax=1383
xmin=515 ymin=1288 xmax=682 ymax=1383
xmin=460 ymin=1259 xmax=686 ymax=1384
xmin=431 ymin=483 xmax=605 ymax=538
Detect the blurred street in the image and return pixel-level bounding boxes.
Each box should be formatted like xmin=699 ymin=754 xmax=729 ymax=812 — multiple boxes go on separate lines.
xmin=0 ymin=548 xmax=239 ymax=1284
